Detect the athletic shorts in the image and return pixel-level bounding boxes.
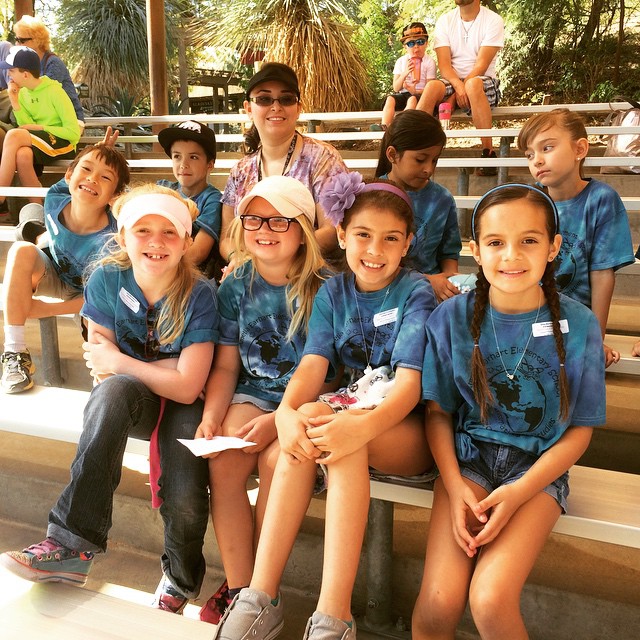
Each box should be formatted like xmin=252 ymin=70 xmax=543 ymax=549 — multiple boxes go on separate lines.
xmin=29 ymin=130 xmax=76 ymax=165
xmin=387 ymin=90 xmax=421 ymax=111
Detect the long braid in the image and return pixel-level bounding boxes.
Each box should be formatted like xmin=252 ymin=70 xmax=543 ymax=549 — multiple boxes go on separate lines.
xmin=541 ymin=264 xmax=570 ymax=421
xmin=470 ymin=268 xmax=494 ymax=422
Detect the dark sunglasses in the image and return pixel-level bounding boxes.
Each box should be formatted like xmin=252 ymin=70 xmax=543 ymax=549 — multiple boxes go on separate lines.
xmin=405 ymin=38 xmax=427 ymax=48
xmin=144 ymin=307 xmax=160 ymax=359
xmin=240 ymin=215 xmax=299 ymax=233
xmin=249 ymin=95 xmax=299 ymax=108
xmin=15 ymin=37 xmax=33 ymax=44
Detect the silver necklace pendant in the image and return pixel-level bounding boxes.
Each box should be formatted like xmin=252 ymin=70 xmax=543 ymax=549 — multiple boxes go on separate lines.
xmin=506 ymin=373 xmax=515 ymax=380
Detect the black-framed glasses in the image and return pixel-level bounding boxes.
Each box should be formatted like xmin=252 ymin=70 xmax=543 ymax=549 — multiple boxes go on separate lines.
xmin=405 ymin=38 xmax=427 ymax=48
xmin=144 ymin=307 xmax=160 ymax=359
xmin=240 ymin=215 xmax=299 ymax=233
xmin=249 ymin=95 xmax=299 ymax=108
xmin=15 ymin=37 xmax=33 ymax=44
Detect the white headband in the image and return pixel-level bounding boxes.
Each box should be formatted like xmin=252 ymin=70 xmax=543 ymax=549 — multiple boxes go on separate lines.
xmin=117 ymin=193 xmax=192 ymax=238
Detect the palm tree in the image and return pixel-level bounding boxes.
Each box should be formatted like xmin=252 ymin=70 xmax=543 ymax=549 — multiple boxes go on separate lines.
xmin=202 ymin=0 xmax=372 ymax=113
xmin=53 ymin=0 xmax=197 ymax=105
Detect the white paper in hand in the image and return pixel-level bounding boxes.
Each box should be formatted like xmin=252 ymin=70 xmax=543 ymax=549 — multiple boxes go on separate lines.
xmin=178 ymin=436 xmax=257 ymax=457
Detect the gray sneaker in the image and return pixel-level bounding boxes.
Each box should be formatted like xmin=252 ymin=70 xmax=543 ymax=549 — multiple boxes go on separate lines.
xmin=213 ymin=588 xmax=284 ymax=640
xmin=303 ymin=612 xmax=356 ymax=640
xmin=1 ymin=350 xmax=35 ymax=393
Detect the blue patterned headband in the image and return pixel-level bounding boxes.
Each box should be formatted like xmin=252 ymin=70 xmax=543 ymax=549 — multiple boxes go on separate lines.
xmin=471 ymin=183 xmax=559 ymax=240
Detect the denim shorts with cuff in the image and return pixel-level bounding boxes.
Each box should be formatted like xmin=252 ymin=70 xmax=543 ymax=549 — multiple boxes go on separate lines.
xmin=459 ymin=439 xmax=569 ymax=513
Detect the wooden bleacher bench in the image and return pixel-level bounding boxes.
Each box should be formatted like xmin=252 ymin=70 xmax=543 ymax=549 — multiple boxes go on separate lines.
xmin=0 ymin=581 xmax=215 ymax=640
xmin=1 ymin=383 xmax=639 ymax=634
xmin=1 ymin=384 xmax=638 ymax=550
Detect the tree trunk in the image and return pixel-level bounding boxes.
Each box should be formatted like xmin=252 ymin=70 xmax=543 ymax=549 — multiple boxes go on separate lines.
xmin=578 ymin=0 xmax=607 ymax=49
xmin=614 ymin=0 xmax=625 ymax=86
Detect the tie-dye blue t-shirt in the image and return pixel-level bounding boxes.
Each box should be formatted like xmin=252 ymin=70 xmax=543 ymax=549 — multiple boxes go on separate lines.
xmin=552 ymin=178 xmax=634 ymax=306
xmin=422 ymin=290 xmax=606 ymax=458
xmin=82 ymin=264 xmax=219 ymax=362
xmin=380 ymin=175 xmax=461 ymax=274
xmin=217 ymin=263 xmax=309 ymax=403
xmin=304 ymin=268 xmax=437 ymax=379
xmin=157 ymin=180 xmax=222 ymax=242
xmin=44 ymin=179 xmax=116 ymax=291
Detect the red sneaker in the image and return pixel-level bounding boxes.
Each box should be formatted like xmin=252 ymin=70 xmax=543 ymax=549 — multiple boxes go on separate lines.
xmin=199 ymin=579 xmax=232 ymax=624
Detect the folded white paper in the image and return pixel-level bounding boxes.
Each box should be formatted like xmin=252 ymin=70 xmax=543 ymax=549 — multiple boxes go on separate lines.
xmin=178 ymin=436 xmax=257 ymax=456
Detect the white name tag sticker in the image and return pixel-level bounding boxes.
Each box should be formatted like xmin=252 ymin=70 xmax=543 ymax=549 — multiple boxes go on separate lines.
xmin=373 ymin=307 xmax=398 ymax=327
xmin=119 ymin=287 xmax=140 ymax=314
xmin=532 ymin=319 xmax=569 ymax=337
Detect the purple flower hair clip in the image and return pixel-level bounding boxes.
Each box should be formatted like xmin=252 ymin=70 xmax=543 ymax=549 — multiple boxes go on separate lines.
xmin=319 ymin=171 xmax=366 ymax=227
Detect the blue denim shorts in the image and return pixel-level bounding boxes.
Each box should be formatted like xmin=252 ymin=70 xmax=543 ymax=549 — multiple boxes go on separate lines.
xmin=460 ymin=440 xmax=569 ymax=513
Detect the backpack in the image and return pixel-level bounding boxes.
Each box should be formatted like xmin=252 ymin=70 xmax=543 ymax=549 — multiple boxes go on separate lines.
xmin=601 ymin=97 xmax=640 ymax=175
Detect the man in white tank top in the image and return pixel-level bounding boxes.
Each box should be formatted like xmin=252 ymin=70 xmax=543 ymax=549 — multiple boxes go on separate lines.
xmin=417 ymin=0 xmax=504 ymax=175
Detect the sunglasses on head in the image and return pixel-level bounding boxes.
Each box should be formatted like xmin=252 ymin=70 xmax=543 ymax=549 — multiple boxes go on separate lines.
xmin=240 ymin=214 xmax=299 ymax=233
xmin=15 ymin=37 xmax=33 ymax=44
xmin=249 ymin=95 xmax=299 ymax=108
xmin=405 ymin=38 xmax=427 ymax=48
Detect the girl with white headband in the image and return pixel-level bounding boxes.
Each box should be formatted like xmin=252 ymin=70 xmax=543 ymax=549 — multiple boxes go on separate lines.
xmin=214 ymin=173 xmax=437 ymax=640
xmin=0 ymin=184 xmax=219 ymax=616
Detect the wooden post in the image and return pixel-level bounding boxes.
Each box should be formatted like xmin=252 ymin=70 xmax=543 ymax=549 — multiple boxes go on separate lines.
xmin=14 ymin=1 xmax=34 ymax=20
xmin=145 ymin=0 xmax=168 ymax=153
xmin=146 ymin=0 xmax=168 ymax=115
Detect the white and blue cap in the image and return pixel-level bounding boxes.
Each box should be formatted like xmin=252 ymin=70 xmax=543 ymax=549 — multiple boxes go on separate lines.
xmin=471 ymin=183 xmax=559 ymax=241
xmin=0 ymin=46 xmax=40 ymax=74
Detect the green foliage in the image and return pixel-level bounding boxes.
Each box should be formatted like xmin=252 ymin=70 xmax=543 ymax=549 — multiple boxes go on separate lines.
xmin=90 ymin=90 xmax=150 ymax=118
xmin=53 ymin=0 xmax=202 ymax=103
xmin=352 ymin=0 xmax=401 ymax=106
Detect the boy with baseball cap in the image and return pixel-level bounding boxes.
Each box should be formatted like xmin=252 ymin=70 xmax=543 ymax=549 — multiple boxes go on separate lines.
xmin=158 ymin=120 xmax=223 ymax=275
xmin=0 ymin=46 xmax=80 ymax=204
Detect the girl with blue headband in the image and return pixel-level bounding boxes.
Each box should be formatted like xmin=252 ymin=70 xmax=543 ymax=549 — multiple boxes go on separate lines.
xmin=412 ymin=184 xmax=606 ymax=639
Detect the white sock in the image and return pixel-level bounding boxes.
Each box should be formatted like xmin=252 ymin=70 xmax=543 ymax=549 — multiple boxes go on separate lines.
xmin=3 ymin=325 xmax=27 ymax=353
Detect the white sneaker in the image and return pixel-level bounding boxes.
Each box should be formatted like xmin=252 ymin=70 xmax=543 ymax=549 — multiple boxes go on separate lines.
xmin=213 ymin=588 xmax=284 ymax=640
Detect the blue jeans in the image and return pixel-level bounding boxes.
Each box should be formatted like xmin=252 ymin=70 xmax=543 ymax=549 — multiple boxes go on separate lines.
xmin=48 ymin=375 xmax=210 ymax=598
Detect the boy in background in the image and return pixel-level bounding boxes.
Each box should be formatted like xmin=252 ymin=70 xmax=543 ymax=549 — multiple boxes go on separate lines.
xmin=158 ymin=121 xmax=222 ymax=275
xmin=375 ymin=23 xmax=436 ymax=131
xmin=0 ymin=46 xmax=80 ymax=204
xmin=1 ymin=143 xmax=130 ymax=393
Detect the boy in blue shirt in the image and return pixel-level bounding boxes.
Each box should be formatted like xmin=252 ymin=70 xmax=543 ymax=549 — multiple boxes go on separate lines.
xmin=1 ymin=143 xmax=130 ymax=393
xmin=157 ymin=120 xmax=223 ymax=275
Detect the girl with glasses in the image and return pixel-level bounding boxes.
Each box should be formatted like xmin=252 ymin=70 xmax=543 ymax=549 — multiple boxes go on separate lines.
xmin=195 ymin=175 xmax=326 ymax=625
xmin=0 ymin=185 xmax=219 ymax=616
xmin=219 ymin=62 xmax=349 ymax=271
xmin=214 ymin=174 xmax=436 ymax=640
xmin=374 ymin=22 xmax=436 ymax=131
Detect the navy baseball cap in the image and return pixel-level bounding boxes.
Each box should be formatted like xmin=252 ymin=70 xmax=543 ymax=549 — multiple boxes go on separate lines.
xmin=158 ymin=120 xmax=217 ymax=162
xmin=0 ymin=46 xmax=40 ymax=74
